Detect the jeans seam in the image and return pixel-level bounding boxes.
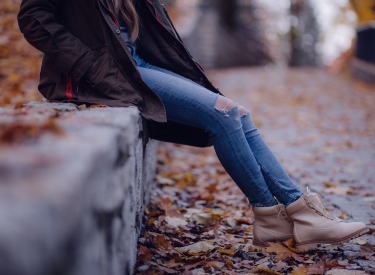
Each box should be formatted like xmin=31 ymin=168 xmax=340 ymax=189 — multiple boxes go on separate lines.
xmin=257 ymin=160 xmax=300 ymax=201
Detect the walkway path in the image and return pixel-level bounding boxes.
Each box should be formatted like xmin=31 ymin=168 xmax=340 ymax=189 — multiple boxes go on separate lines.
xmin=134 ymin=68 xmax=375 ymax=274
xmin=207 ymin=67 xmax=375 ymax=227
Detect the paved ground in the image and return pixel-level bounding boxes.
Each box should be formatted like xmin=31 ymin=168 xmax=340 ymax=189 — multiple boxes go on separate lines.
xmin=207 ymin=67 xmax=375 ymax=228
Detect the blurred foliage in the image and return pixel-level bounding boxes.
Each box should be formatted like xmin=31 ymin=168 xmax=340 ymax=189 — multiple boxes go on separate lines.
xmin=0 ymin=0 xmax=43 ymax=107
xmin=350 ymin=0 xmax=375 ymax=23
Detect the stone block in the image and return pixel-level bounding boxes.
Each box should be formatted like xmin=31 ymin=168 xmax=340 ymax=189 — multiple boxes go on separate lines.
xmin=0 ymin=102 xmax=157 ymax=275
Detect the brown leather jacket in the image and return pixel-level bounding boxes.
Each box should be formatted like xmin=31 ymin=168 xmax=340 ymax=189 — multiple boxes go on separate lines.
xmin=18 ymin=0 xmax=221 ymax=147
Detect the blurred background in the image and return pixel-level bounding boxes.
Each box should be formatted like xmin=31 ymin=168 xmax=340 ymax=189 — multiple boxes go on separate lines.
xmin=0 ymin=0 xmax=375 ymax=106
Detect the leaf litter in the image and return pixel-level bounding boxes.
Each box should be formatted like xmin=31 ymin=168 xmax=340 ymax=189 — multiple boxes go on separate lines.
xmin=134 ymin=143 xmax=375 ymax=275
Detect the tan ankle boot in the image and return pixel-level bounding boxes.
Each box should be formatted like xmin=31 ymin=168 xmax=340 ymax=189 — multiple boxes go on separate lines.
xmin=253 ymin=204 xmax=294 ymax=247
xmin=286 ymin=192 xmax=369 ymax=252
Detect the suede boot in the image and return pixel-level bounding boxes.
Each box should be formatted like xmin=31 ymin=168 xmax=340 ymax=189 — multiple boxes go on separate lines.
xmin=253 ymin=204 xmax=294 ymax=247
xmin=286 ymin=191 xmax=369 ymax=252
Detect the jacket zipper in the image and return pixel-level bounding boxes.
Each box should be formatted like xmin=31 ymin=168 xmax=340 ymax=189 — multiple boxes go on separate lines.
xmin=146 ymin=0 xmax=165 ymax=26
xmin=65 ymin=76 xmax=73 ymax=99
xmin=99 ymin=0 xmax=119 ymax=27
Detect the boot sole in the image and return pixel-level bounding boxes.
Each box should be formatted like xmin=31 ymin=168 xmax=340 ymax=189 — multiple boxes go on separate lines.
xmin=295 ymin=227 xmax=370 ymax=252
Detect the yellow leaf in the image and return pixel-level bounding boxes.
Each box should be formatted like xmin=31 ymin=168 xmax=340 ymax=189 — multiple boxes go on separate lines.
xmin=191 ymin=212 xmax=216 ymax=226
xmin=264 ymin=242 xmax=293 ymax=254
xmin=256 ymin=266 xmax=282 ymax=275
xmin=290 ymin=266 xmax=307 ymax=275
xmin=323 ymin=186 xmax=355 ymax=196
xmin=218 ymin=248 xmax=236 ymax=256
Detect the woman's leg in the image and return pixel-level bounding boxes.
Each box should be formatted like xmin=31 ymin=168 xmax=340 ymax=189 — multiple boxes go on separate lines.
xmin=239 ymin=110 xmax=303 ymax=206
xmin=138 ymin=65 xmax=280 ymax=207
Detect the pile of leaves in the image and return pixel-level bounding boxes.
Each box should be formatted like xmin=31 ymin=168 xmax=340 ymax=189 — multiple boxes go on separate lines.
xmin=0 ymin=0 xmax=43 ymax=106
xmin=134 ymin=143 xmax=375 ymax=275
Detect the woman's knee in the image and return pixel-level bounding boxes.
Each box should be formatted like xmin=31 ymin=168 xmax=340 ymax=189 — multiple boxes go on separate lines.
xmin=239 ymin=105 xmax=250 ymax=117
xmin=214 ymin=95 xmax=237 ymax=112
xmin=214 ymin=96 xmax=250 ymax=117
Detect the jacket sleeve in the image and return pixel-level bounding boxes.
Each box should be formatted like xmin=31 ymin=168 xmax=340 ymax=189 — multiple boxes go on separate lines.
xmin=17 ymin=0 xmax=98 ymax=80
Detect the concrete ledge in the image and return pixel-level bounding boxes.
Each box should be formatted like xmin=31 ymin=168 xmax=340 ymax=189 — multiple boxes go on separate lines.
xmin=0 ymin=102 xmax=158 ymax=275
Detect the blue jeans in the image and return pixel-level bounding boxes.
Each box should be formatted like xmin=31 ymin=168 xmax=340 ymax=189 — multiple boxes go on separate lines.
xmin=131 ymin=49 xmax=303 ymax=207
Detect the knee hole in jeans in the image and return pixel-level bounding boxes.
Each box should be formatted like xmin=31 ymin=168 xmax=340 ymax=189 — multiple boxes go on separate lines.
xmin=214 ymin=95 xmax=237 ymax=112
xmin=239 ymin=105 xmax=250 ymax=117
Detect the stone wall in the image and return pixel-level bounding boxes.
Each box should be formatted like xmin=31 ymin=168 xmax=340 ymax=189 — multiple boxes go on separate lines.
xmin=0 ymin=102 xmax=158 ymax=275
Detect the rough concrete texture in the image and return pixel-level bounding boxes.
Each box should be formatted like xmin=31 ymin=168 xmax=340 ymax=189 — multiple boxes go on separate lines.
xmin=0 ymin=102 xmax=158 ymax=275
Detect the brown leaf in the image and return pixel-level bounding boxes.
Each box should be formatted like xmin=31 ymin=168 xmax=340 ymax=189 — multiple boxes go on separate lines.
xmin=157 ymin=197 xmax=173 ymax=211
xmin=274 ymin=252 xmax=304 ymax=262
xmin=147 ymin=218 xmax=156 ymax=227
xmin=205 ymin=261 xmax=225 ymax=269
xmin=306 ymin=259 xmax=326 ymax=275
xmin=274 ymin=261 xmax=287 ymax=272
xmin=256 ymin=266 xmax=282 ymax=274
xmin=282 ymin=238 xmax=301 ymax=253
xmin=152 ymin=263 xmax=178 ymax=274
xmin=264 ymin=242 xmax=294 ymax=254
xmin=153 ymin=234 xmax=173 ymax=250
xmin=205 ymin=183 xmax=218 ymax=192
xmin=291 ymin=266 xmax=307 ymax=275
xmin=359 ymin=242 xmax=375 ymax=257
xmin=162 ymin=259 xmax=182 ymax=269
xmin=225 ymin=258 xmax=234 ymax=269
xmin=138 ymin=246 xmax=153 ymax=262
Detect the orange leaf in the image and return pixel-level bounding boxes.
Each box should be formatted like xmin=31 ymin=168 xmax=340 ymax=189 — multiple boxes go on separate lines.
xmin=138 ymin=246 xmax=153 ymax=262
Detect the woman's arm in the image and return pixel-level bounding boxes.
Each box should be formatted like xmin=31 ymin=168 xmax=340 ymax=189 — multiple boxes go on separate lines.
xmin=17 ymin=0 xmax=98 ymax=81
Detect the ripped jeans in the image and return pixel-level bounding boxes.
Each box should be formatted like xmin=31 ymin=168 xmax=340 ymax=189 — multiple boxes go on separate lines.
xmin=133 ymin=51 xmax=303 ymax=207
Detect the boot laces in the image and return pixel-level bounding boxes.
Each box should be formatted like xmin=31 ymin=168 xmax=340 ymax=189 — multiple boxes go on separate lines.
xmin=306 ymin=187 xmax=335 ymax=220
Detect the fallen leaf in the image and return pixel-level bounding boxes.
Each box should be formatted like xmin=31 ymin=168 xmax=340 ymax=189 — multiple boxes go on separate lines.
xmin=291 ymin=266 xmax=307 ymax=275
xmin=325 ymin=270 xmax=366 ymax=275
xmin=338 ymin=211 xmax=349 ymax=219
xmin=225 ymin=258 xmax=234 ymax=269
xmin=256 ymin=266 xmax=282 ymax=275
xmin=274 ymin=252 xmax=304 ymax=262
xmin=218 ymin=248 xmax=236 ymax=256
xmin=152 ymin=263 xmax=178 ymax=274
xmin=205 ymin=261 xmax=224 ymax=269
xmin=359 ymin=242 xmax=375 ymax=257
xmin=156 ymin=175 xmax=175 ymax=185
xmin=337 ymin=259 xmax=349 ymax=266
xmin=153 ymin=234 xmax=173 ymax=250
xmin=138 ymin=246 xmax=153 ymax=262
xmin=165 ymin=216 xmax=188 ymax=228
xmin=282 ymin=238 xmax=301 ymax=253
xmin=323 ymin=186 xmax=355 ymax=196
xmin=191 ymin=212 xmax=217 ymax=226
xmin=162 ymin=259 xmax=182 ymax=269
xmin=350 ymin=237 xmax=367 ymax=245
xmin=175 ymin=241 xmax=215 ymax=255
xmin=264 ymin=242 xmax=294 ymax=254
xmin=306 ymin=259 xmax=326 ymax=275
xmin=274 ymin=261 xmax=287 ymax=272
